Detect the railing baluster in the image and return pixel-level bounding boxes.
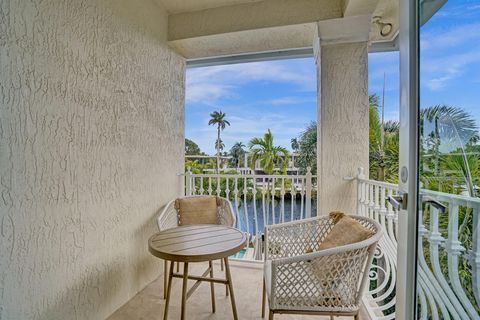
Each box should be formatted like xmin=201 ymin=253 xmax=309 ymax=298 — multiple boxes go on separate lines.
xmin=471 ymin=204 xmax=480 ymax=306
xmin=185 ymin=169 xmax=192 ymax=196
xmin=252 ymin=177 xmax=258 ymax=237
xmin=243 ymin=176 xmax=250 ymax=247
xmin=208 ymin=177 xmax=212 ymax=196
xmin=305 ymin=167 xmax=312 ymax=218
xmin=368 ymin=184 xmax=375 ymax=219
xmin=445 ymin=202 xmax=477 ymax=318
xmin=192 ymin=176 xmax=197 ymax=195
xmin=216 ymin=176 xmax=221 ymax=196
xmin=271 ymin=177 xmax=276 ymax=225
xmin=262 ymin=177 xmax=267 ymax=227
xmin=300 ymin=178 xmax=305 ymax=220
xmin=199 ymin=176 xmax=204 ymax=195
xmin=290 ymin=177 xmax=295 ymax=222
xmin=280 ymin=177 xmax=285 ymax=223
xmin=374 ymin=184 xmax=380 ymax=221
xmin=225 ymin=177 xmax=230 ymax=199
xmin=234 ymin=177 xmax=239 ymax=229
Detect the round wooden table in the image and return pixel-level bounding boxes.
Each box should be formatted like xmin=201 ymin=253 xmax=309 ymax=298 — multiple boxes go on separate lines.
xmin=148 ymin=224 xmax=246 ymax=320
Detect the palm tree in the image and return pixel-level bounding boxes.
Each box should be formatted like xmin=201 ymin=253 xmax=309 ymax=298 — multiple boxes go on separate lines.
xmin=291 ymin=138 xmax=299 ymax=152
xmin=369 ymin=95 xmax=399 ymax=182
xmin=229 ymin=142 xmax=246 ymax=168
xmin=215 ymin=138 xmax=225 ymax=152
xmin=249 ymin=129 xmax=289 ymax=224
xmin=420 ymin=105 xmax=479 ymax=195
xmin=208 ymin=110 xmax=230 ymax=172
xmin=248 ymin=129 xmax=289 ymax=175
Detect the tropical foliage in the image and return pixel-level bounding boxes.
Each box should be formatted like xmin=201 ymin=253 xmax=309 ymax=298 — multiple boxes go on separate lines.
xmin=229 ymin=142 xmax=246 ymax=168
xmin=248 ymin=129 xmax=289 ymax=174
xmin=185 ymin=138 xmax=203 ymax=155
xmin=185 ymin=159 xmax=215 ymax=174
xmin=369 ymin=94 xmax=400 ymax=183
xmin=208 ymin=110 xmax=230 ymax=172
xmin=420 ymin=105 xmax=479 ymax=196
xmin=215 ymin=138 xmax=225 ymax=152
xmin=294 ymin=121 xmax=317 ymax=174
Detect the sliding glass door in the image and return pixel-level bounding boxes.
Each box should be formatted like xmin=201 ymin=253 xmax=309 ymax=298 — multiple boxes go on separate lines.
xmin=397 ymin=0 xmax=480 ymax=318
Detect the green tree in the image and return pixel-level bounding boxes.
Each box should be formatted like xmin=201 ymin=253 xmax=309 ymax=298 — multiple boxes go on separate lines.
xmin=185 ymin=138 xmax=202 ymax=155
xmin=291 ymin=138 xmax=299 ymax=152
xmin=369 ymin=94 xmax=400 ymax=183
xmin=229 ymin=142 xmax=246 ymax=168
xmin=215 ymin=138 xmax=225 ymax=152
xmin=295 ymin=122 xmax=317 ymax=174
xmin=208 ymin=110 xmax=230 ymax=172
xmin=420 ymin=105 xmax=479 ymax=192
xmin=248 ymin=129 xmax=289 ymax=174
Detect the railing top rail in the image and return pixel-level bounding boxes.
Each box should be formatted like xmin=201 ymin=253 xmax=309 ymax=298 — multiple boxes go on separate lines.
xmin=357 ymin=178 xmax=398 ymax=190
xmin=179 ymin=172 xmax=317 ymax=179
xmin=422 ymin=189 xmax=480 ymax=207
xmin=359 ymin=177 xmax=480 ymax=207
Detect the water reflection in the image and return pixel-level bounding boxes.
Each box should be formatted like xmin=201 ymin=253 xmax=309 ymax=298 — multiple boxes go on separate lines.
xmin=233 ymin=197 xmax=317 ymax=235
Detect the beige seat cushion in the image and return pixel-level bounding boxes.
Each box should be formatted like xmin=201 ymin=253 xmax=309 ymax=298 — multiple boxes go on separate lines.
xmin=175 ymin=196 xmax=219 ymax=225
xmin=319 ymin=212 xmax=374 ymax=250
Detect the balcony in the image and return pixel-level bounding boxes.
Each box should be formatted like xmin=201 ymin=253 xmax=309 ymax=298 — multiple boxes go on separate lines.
xmin=107 ymin=170 xmax=480 ymax=319
xmin=3 ymin=0 xmax=479 ymax=319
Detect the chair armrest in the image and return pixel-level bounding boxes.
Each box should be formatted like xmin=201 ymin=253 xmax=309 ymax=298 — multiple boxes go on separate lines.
xmin=218 ymin=197 xmax=236 ymax=227
xmin=264 ymin=217 xmax=333 ymax=260
xmin=157 ymin=199 xmax=179 ymax=231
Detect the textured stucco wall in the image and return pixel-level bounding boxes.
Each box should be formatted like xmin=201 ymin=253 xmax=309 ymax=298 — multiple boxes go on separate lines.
xmin=316 ymin=42 xmax=369 ymax=215
xmin=0 ymin=0 xmax=185 ymax=319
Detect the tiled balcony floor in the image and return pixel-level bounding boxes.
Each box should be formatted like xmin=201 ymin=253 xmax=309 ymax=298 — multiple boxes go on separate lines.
xmin=108 ymin=260 xmax=368 ymax=320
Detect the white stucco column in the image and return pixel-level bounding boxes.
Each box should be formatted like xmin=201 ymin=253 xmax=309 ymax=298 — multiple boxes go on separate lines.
xmin=314 ymin=38 xmax=369 ymax=215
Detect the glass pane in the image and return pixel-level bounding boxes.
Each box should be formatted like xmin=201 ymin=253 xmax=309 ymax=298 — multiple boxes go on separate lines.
xmin=418 ymin=0 xmax=480 ymax=318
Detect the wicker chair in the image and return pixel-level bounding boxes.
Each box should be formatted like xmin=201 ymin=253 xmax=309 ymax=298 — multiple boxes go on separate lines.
xmin=157 ymin=195 xmax=236 ymax=298
xmin=261 ymin=215 xmax=382 ymax=320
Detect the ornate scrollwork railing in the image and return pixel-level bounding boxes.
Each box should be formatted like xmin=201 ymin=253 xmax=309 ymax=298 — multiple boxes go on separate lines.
xmin=357 ymin=169 xmax=480 ymax=320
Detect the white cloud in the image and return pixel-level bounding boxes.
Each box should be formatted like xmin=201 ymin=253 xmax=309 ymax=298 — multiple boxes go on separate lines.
xmin=269 ymin=96 xmax=316 ymax=106
xmin=422 ymin=48 xmax=480 ymax=90
xmin=186 ymin=83 xmax=234 ymax=105
xmin=421 ymin=22 xmax=480 ymax=52
xmin=186 ymin=60 xmax=316 ymax=105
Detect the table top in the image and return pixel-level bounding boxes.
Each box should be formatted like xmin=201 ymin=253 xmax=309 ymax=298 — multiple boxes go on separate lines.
xmin=148 ymin=224 xmax=246 ymax=263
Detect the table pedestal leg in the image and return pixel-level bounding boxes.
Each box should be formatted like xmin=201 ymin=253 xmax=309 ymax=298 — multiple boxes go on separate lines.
xmin=181 ymin=262 xmax=189 ymax=320
xmin=163 ymin=260 xmax=168 ymax=299
xmin=163 ymin=261 xmax=174 ymax=319
xmin=223 ymin=258 xmax=238 ymax=320
xmin=208 ymin=261 xmax=216 ymax=313
xmin=262 ymin=277 xmax=266 ymax=318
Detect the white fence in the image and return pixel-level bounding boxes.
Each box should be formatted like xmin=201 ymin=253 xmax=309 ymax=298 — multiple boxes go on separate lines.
xmin=358 ymin=169 xmax=480 ymax=319
xmin=181 ymin=168 xmax=480 ymax=319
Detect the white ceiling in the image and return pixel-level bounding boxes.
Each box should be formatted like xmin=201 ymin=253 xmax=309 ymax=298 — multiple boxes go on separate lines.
xmin=155 ymin=0 xmax=264 ymax=14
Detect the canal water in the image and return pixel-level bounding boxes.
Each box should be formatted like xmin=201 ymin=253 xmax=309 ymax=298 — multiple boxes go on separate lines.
xmin=233 ymin=197 xmax=317 ymax=235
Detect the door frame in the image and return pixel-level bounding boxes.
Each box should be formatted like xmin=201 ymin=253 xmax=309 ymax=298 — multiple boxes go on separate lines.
xmin=397 ymin=0 xmax=420 ymax=319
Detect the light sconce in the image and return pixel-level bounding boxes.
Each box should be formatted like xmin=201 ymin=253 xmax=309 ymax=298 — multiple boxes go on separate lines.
xmin=372 ymin=16 xmax=393 ymax=37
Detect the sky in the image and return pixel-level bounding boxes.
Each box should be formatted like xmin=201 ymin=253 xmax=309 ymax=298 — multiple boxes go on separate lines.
xmin=186 ymin=0 xmax=480 ymax=155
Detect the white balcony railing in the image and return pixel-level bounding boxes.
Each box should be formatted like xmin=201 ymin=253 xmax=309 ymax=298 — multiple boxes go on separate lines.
xmin=358 ymin=168 xmax=480 ymax=320
xmin=181 ymin=168 xmax=480 ymax=319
